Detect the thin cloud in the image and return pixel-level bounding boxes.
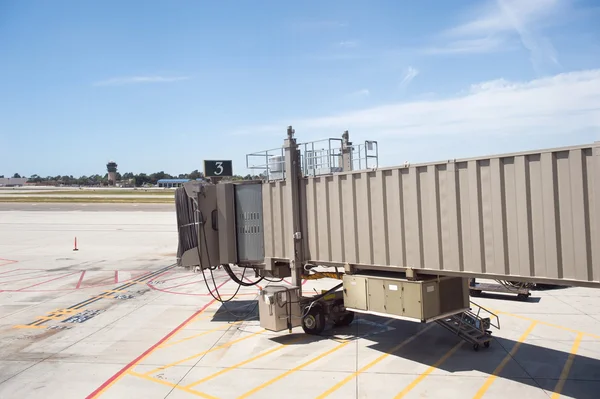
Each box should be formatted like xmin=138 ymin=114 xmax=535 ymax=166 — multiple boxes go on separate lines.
xmin=232 ymin=69 xmax=600 ymax=142
xmin=348 ymin=89 xmax=370 ymax=98
xmin=426 ymin=0 xmax=567 ymax=70
xmin=400 ymin=66 xmax=419 ymax=88
xmin=337 ymin=40 xmax=358 ymax=48
xmin=423 ymin=36 xmax=514 ymax=55
xmin=93 ymin=75 xmax=190 ymax=86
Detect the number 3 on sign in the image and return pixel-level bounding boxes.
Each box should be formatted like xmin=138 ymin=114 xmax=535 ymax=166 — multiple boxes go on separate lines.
xmin=214 ymin=162 xmax=223 ymax=175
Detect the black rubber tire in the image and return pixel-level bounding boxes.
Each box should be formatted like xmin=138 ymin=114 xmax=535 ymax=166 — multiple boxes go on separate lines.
xmin=484 ymin=341 xmax=490 ymax=348
xmin=473 ymin=343 xmax=480 ymax=351
xmin=302 ymin=305 xmax=326 ymax=335
xmin=333 ymin=311 xmax=355 ymax=327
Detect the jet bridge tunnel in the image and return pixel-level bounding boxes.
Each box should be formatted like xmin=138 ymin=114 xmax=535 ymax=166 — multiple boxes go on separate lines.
xmin=174 ymin=126 xmax=600 ymax=350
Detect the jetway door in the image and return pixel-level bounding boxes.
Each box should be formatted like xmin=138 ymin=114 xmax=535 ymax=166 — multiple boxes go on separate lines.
xmin=235 ymin=183 xmax=265 ymax=263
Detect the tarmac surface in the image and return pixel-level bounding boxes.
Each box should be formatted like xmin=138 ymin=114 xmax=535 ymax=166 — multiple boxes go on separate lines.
xmin=1 ymin=206 xmax=600 ymax=398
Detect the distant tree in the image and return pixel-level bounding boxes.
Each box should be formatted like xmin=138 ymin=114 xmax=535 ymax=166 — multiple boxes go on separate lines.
xmin=27 ymin=174 xmax=43 ymax=183
xmin=13 ymin=173 xmax=21 ymax=178
xmin=0 ymin=175 xmax=4 ymax=178
xmin=189 ymin=170 xmax=203 ymax=180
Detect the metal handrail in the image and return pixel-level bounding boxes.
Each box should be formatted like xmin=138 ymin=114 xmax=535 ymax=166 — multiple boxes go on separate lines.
xmin=470 ymin=300 xmax=501 ymax=330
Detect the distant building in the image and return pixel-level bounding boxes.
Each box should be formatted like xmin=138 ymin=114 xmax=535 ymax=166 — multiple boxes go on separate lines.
xmin=106 ymin=161 xmax=118 ymax=185
xmin=157 ymin=178 xmax=203 ymax=188
xmin=0 ymin=177 xmax=28 ymax=187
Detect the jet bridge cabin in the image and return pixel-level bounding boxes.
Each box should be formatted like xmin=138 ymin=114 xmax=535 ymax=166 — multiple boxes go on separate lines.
xmin=175 ymin=126 xmax=600 ymax=350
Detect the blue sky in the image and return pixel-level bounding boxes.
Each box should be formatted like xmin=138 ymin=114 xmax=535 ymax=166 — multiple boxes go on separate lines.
xmin=1 ymin=0 xmax=599 ymax=177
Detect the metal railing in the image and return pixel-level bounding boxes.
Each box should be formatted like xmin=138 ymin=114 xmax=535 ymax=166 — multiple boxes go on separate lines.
xmin=245 ymin=136 xmax=379 ymax=181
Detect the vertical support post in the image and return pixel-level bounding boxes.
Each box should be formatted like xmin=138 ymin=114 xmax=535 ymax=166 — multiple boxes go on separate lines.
xmin=342 ymin=130 xmax=353 ymax=172
xmin=284 ymin=126 xmax=305 ymax=294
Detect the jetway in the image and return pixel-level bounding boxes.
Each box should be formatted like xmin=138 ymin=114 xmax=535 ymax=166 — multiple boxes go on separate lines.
xmin=175 ymin=126 xmax=600 ymax=348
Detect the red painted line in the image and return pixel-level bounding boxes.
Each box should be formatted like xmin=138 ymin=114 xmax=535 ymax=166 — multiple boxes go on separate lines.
xmin=0 ymin=268 xmax=23 ymax=276
xmin=162 ymin=279 xmax=208 ymax=290
xmin=76 ymin=271 xmax=86 ymax=289
xmin=0 ymin=272 xmax=59 ymax=285
xmin=17 ymin=271 xmax=80 ymax=291
xmin=159 ymin=273 xmax=196 ymax=283
xmin=210 ymin=277 xmax=231 ymax=295
xmin=85 ymin=298 xmax=217 ymax=399
xmin=114 ymin=270 xmax=118 ymax=284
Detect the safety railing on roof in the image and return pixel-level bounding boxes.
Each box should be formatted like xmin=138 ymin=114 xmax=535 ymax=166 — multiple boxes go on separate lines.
xmin=245 ymin=137 xmax=379 ymax=181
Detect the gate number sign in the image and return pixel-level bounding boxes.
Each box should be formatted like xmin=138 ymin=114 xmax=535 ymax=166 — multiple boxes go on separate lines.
xmin=204 ymin=160 xmax=233 ymax=177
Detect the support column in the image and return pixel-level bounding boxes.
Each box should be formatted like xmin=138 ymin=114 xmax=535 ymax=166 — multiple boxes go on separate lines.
xmin=284 ymin=126 xmax=305 ymax=294
xmin=341 ymin=130 xmax=353 ymax=172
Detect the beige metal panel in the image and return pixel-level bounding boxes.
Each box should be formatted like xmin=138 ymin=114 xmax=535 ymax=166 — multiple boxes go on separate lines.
xmin=514 ymin=156 xmax=533 ymax=277
xmin=356 ymin=172 xmax=374 ymax=265
xmin=456 ymin=162 xmax=472 ymax=272
xmin=298 ymin=180 xmax=309 ymax=260
xmin=271 ymin=181 xmax=286 ymax=259
xmin=569 ymin=149 xmax=588 ymax=281
xmin=490 ymin=158 xmax=507 ymax=275
xmin=329 ymin=175 xmax=345 ymax=262
xmin=384 ymin=169 xmax=406 ymax=266
xmin=588 ymin=146 xmax=600 ymax=282
xmin=439 ymin=163 xmax=461 ymax=272
xmin=405 ymin=167 xmax=424 ymax=268
xmin=316 ymin=176 xmax=331 ymax=261
xmin=305 ymin=178 xmax=318 ymax=260
xmin=422 ymin=164 xmax=442 ymax=271
xmin=371 ymin=170 xmax=389 ymax=265
xmin=341 ymin=174 xmax=358 ymax=263
xmin=262 ymin=142 xmax=600 ymax=286
xmin=466 ymin=160 xmax=485 ymax=274
xmin=262 ymin=183 xmax=274 ymax=259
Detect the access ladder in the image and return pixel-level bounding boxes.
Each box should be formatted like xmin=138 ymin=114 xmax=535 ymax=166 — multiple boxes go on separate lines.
xmin=435 ymin=302 xmax=500 ymax=351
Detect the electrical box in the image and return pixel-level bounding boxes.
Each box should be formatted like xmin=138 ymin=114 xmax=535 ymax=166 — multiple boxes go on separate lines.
xmin=343 ymin=272 xmax=470 ymax=322
xmin=258 ymin=285 xmax=303 ymax=332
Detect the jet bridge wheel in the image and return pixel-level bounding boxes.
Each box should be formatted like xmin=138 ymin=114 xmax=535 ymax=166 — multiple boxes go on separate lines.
xmin=302 ymin=304 xmax=326 ymax=335
xmin=332 ymin=300 xmax=355 ymax=327
xmin=333 ymin=311 xmax=355 ymax=327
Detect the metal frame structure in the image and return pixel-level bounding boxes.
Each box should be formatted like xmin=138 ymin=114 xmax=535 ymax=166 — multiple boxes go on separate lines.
xmin=175 ymin=126 xmax=600 ymax=350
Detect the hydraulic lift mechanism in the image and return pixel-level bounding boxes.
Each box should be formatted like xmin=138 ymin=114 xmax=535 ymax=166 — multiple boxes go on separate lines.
xmin=175 ymin=126 xmax=600 ymax=351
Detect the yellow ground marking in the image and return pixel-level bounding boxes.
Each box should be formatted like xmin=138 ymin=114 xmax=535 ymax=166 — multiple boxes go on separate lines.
xmin=236 ymin=340 xmax=352 ymax=399
xmin=472 ymin=321 xmax=537 ymax=399
xmin=12 ymin=324 xmax=46 ymax=329
xmin=144 ymin=329 xmax=266 ymax=376
xmin=551 ymin=332 xmax=584 ymax=399
xmin=492 ymin=310 xmax=600 ymax=340
xmin=127 ymin=371 xmax=219 ymax=399
xmin=185 ymin=334 xmax=308 ymax=388
xmin=314 ymin=323 xmax=436 ymax=399
xmin=159 ymin=322 xmax=242 ymax=348
xmin=394 ymin=341 xmax=464 ymax=398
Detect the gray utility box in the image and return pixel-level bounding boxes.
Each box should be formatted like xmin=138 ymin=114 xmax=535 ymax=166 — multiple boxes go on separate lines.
xmin=343 ymin=272 xmax=470 ymax=322
xmin=258 ymin=285 xmax=303 ymax=332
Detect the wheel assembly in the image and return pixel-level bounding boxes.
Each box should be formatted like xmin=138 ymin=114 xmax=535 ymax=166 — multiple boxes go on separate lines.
xmin=333 ymin=311 xmax=354 ymax=327
xmin=302 ymin=304 xmax=326 ymax=335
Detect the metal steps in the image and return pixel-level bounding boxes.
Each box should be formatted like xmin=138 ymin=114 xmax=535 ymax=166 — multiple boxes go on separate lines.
xmin=435 ymin=302 xmax=500 ymax=351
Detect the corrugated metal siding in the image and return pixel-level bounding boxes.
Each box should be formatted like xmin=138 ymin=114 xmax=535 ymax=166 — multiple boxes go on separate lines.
xmin=263 ymin=143 xmax=600 ymax=286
